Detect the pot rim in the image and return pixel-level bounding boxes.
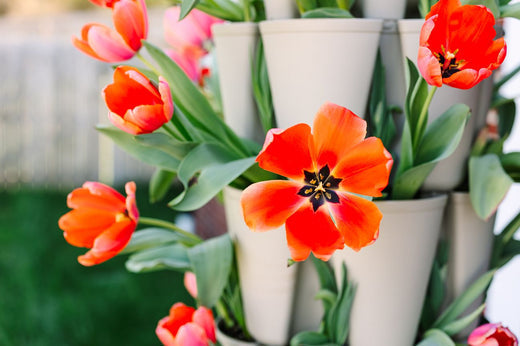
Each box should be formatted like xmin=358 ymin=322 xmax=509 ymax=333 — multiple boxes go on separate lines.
xmin=374 ymin=193 xmax=448 ymax=212
xmin=259 ymin=18 xmax=383 ymax=34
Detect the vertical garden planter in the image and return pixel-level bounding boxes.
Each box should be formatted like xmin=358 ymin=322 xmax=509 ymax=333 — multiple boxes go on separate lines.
xmin=398 ymin=19 xmax=488 ymax=191
xmin=332 ymin=194 xmax=448 ymax=346
xmin=263 ymin=0 xmax=298 ymax=20
xmin=361 ymin=0 xmax=407 ymax=19
xmin=223 ymin=187 xmax=298 ymax=346
xmin=444 ymin=192 xmax=496 ymax=336
xmin=260 ymin=18 xmax=383 ymax=128
xmin=212 ymin=22 xmax=264 ymax=143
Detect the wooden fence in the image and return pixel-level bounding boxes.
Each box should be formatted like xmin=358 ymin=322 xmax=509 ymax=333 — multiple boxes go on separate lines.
xmin=0 ymin=10 xmax=167 ymax=189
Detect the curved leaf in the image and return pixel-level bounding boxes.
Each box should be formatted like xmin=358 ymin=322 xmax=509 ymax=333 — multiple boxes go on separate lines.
xmin=302 ymin=7 xmax=353 ymax=18
xmin=125 ymin=243 xmax=191 ymax=273
xmin=121 ymin=228 xmax=186 ymax=254
xmin=416 ymin=329 xmax=455 ymax=346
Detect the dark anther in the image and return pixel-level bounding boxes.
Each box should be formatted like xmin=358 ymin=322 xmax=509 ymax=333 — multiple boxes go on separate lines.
xmin=297 ymin=165 xmax=342 ymax=212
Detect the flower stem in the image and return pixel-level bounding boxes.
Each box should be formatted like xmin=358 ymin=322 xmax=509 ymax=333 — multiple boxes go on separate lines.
xmin=136 ymin=51 xmax=161 ymax=76
xmin=413 ymin=85 xmax=437 ymax=153
xmin=138 ymin=217 xmax=202 ymax=244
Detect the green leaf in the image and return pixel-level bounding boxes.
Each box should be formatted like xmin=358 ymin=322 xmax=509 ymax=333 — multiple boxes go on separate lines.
xmin=96 ymin=125 xmax=180 ymax=171
xmin=149 ymin=169 xmax=177 ymax=203
xmin=469 ymin=154 xmax=513 ymax=220
xmin=415 ymin=104 xmax=471 ymax=165
xmin=169 ymin=143 xmax=256 ymax=211
xmin=500 ymin=152 xmax=520 ymax=181
xmin=393 ymin=104 xmax=470 ymax=199
xmin=326 ymin=264 xmax=356 ymax=345
xmin=494 ymin=63 xmax=520 ymax=91
xmin=125 ymin=243 xmax=191 ymax=273
xmin=433 ymin=270 xmax=495 ymax=329
xmin=441 ymin=303 xmax=486 ymax=336
xmin=311 ymin=255 xmax=338 ymax=295
xmin=121 ymin=228 xmax=186 ymax=254
xmin=500 ymin=2 xmax=520 ymax=18
xmin=252 ymin=39 xmax=275 ymax=133
xmin=296 ymin=0 xmax=318 ymax=13
xmin=301 ymin=7 xmax=353 ymax=18
xmin=416 ymin=329 xmax=455 ymax=346
xmin=491 ymin=211 xmax=520 ymax=268
xmin=143 ymin=41 xmax=248 ymax=157
xmin=290 ymin=331 xmax=333 ymax=346
xmin=497 ymin=98 xmax=516 ymax=140
xmin=187 ymin=234 xmax=233 ymax=308
xmin=195 ymin=0 xmax=244 ymax=21
xmin=135 ymin=132 xmax=196 ymax=161
xmin=315 ymin=289 xmax=338 ymax=308
xmin=180 ymin=0 xmax=200 ymax=19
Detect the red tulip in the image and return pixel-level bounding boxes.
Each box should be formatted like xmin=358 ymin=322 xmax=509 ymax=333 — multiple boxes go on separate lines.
xmin=88 ymin=0 xmax=119 ymax=7
xmin=468 ymin=323 xmax=518 ymax=346
xmin=418 ymin=0 xmax=506 ymax=89
xmin=156 ymin=303 xmax=216 ymax=346
xmin=58 ymin=181 xmax=139 ymax=266
xmin=103 ymin=66 xmax=174 ymax=135
xmin=73 ymin=0 xmax=148 ymax=62
xmin=241 ymin=102 xmax=393 ymax=261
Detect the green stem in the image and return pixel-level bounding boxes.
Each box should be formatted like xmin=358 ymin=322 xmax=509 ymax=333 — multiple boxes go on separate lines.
xmin=413 ymin=86 xmax=437 ymax=153
xmin=136 ymin=51 xmax=161 ymax=76
xmin=138 ymin=217 xmax=202 ymax=244
xmin=242 ymin=0 xmax=251 ymax=21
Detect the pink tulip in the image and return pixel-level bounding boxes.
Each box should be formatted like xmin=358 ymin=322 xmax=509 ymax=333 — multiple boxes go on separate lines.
xmin=73 ymin=0 xmax=148 ymax=62
xmin=468 ymin=323 xmax=518 ymax=346
xmin=156 ymin=303 xmax=216 ymax=346
xmin=164 ymin=7 xmax=223 ymax=53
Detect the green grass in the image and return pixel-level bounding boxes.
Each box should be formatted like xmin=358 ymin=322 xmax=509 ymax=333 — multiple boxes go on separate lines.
xmin=0 ymin=185 xmax=192 ymax=346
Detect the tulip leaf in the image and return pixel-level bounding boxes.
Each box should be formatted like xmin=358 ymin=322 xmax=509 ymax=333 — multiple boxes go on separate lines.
xmin=392 ymin=104 xmax=470 ymax=199
xmin=301 ymin=7 xmax=353 ymax=18
xmin=500 ymin=2 xmax=520 ymax=18
xmin=96 ymin=125 xmax=180 ymax=171
xmin=290 ymin=332 xmax=331 ymax=346
xmin=187 ymin=234 xmax=233 ymax=308
xmin=326 ymin=264 xmax=356 ymax=345
xmin=134 ymin=132 xmax=197 ymax=160
xmin=497 ymin=98 xmax=516 ymax=140
xmin=433 ymin=270 xmax=495 ymax=330
xmin=121 ymin=228 xmax=190 ymax=255
xmin=469 ymin=154 xmax=513 ymax=220
xmin=500 ymin=152 xmax=520 ymax=182
xmin=179 ymin=0 xmax=200 ymax=19
xmin=169 ymin=143 xmax=256 ymax=211
xmin=149 ymin=169 xmax=177 ymax=203
xmin=441 ymin=303 xmax=486 ymax=336
xmin=252 ymin=40 xmax=275 ymax=133
xmin=491 ymin=211 xmax=520 ymax=268
xmin=195 ymin=0 xmax=244 ymax=21
xmin=125 ymin=243 xmax=191 ymax=273
xmin=143 ymin=41 xmax=249 ymax=157
xmin=416 ymin=329 xmax=455 ymax=346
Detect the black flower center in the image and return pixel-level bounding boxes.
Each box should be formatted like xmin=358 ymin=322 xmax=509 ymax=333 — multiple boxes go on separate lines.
xmin=434 ymin=46 xmax=465 ymax=78
xmin=297 ymin=165 xmax=342 ymax=212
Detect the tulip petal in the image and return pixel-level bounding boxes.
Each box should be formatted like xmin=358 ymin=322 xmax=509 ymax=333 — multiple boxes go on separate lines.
xmin=156 ymin=316 xmax=177 ymax=346
xmin=123 ymin=105 xmax=168 ymax=133
xmin=176 ymin=323 xmax=209 ymax=346
xmin=334 ymin=137 xmax=393 ymax=197
xmin=77 ymin=218 xmax=135 ymax=266
xmin=418 ymin=46 xmax=443 ymax=87
xmin=113 ymin=0 xmax=147 ymax=51
xmin=329 ymin=193 xmax=382 ymax=251
xmin=312 ymin=102 xmax=367 ymax=170
xmin=158 ymin=76 xmax=174 ymax=122
xmin=125 ymin=181 xmax=139 ymax=222
xmin=256 ymin=124 xmax=314 ymax=181
xmin=193 ymin=307 xmax=216 ymax=343
xmin=66 ymin=184 xmax=126 ymax=212
xmin=164 ymin=7 xmax=205 ymax=49
xmin=285 ymin=204 xmax=344 ymax=261
xmin=108 ymin=111 xmax=145 ymax=135
xmin=241 ymin=180 xmax=306 ymax=232
xmin=59 ymin=209 xmax=116 ymax=247
xmin=86 ymin=24 xmax=135 ymax=62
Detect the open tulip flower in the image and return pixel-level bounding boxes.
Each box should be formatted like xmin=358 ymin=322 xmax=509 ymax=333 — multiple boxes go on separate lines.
xmin=156 ymin=303 xmax=216 ymax=346
xmin=58 ymin=181 xmax=139 ymax=266
xmin=241 ymin=102 xmax=393 ymax=261
xmin=468 ymin=323 xmax=518 ymax=346
xmin=418 ymin=0 xmax=506 ymax=89
xmin=73 ymin=0 xmax=148 ymax=62
xmin=103 ymin=66 xmax=174 ymax=135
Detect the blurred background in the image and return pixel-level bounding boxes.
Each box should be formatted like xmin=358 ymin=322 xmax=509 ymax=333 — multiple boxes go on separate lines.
xmin=0 ymin=0 xmax=519 ymax=344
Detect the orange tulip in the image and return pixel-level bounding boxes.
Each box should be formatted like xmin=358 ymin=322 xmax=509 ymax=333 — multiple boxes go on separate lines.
xmin=241 ymin=102 xmax=393 ymax=261
xmin=156 ymin=303 xmax=216 ymax=346
xmin=88 ymin=0 xmax=120 ymax=8
xmin=73 ymin=0 xmax=148 ymax=62
xmin=58 ymin=181 xmax=139 ymax=266
xmin=103 ymin=66 xmax=174 ymax=135
xmin=468 ymin=323 xmax=518 ymax=346
xmin=418 ymin=0 xmax=506 ymax=89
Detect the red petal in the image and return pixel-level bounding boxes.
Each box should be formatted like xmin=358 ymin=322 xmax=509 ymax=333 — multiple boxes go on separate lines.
xmin=241 ymin=180 xmax=306 ymax=232
xmin=86 ymin=24 xmax=135 ymax=62
xmin=285 ymin=204 xmax=344 ymax=262
xmin=334 ymin=137 xmax=393 ymax=197
xmin=125 ymin=181 xmax=139 ymax=222
xmin=312 ymin=102 xmax=367 ymax=170
xmin=443 ymin=68 xmax=482 ymax=89
xmin=418 ymin=47 xmax=443 ymax=88
xmin=156 ymin=316 xmax=176 ymax=346
xmin=426 ymin=0 xmax=460 ymax=21
xmin=176 ymin=323 xmax=209 ymax=346
xmin=256 ymin=124 xmax=314 ymax=180
xmin=123 ymin=104 xmax=168 ymax=133
xmin=329 ymin=193 xmax=382 ymax=251
xmin=193 ymin=307 xmax=216 ymax=343
xmin=77 ymin=219 xmax=135 ymax=266
xmin=59 ymin=209 xmax=116 ymax=247
xmin=165 ymin=303 xmax=196 ymax=337
xmin=67 ymin=184 xmax=126 ymax=212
